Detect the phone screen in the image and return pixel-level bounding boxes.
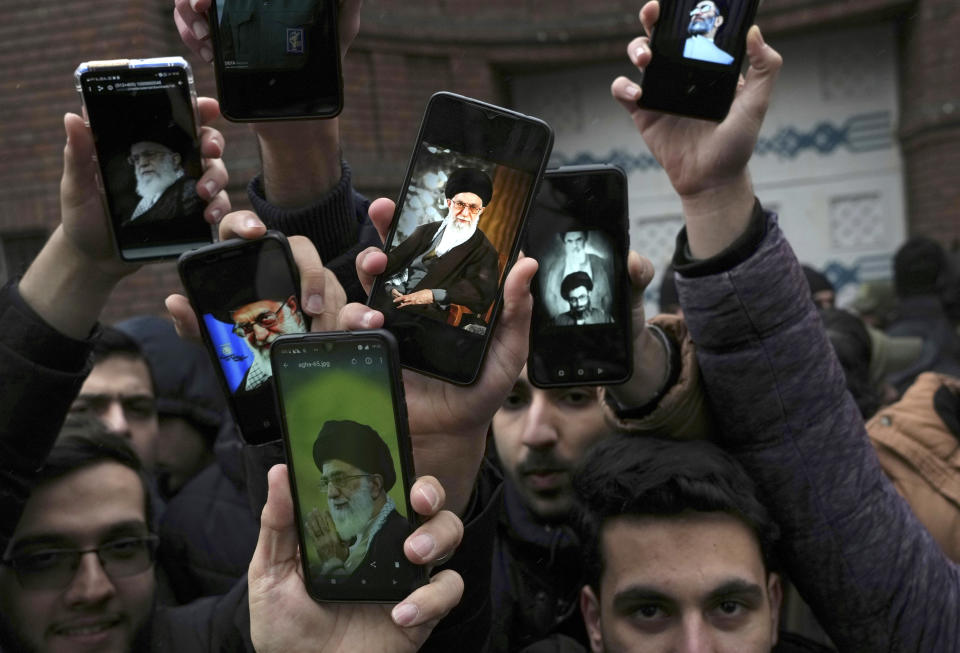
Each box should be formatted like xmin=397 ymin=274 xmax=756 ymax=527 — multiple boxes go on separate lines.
xmin=525 ymin=167 xmax=632 ymax=386
xmin=271 ymin=331 xmax=423 ymax=602
xmin=641 ymin=0 xmax=760 ymax=121
xmin=77 ymin=60 xmax=212 ymax=261
xmin=369 ymin=93 xmax=553 ymax=384
xmin=178 ymin=234 xmax=308 ymax=443
xmin=209 ymin=0 xmax=342 ymax=120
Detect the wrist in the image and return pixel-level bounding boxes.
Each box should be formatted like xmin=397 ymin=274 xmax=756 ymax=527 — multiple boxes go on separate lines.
xmin=256 ymin=119 xmax=342 ymax=208
xmin=18 ymin=227 xmax=124 ymax=339
xmin=679 ymin=172 xmax=755 ymax=260
xmin=608 ymin=322 xmax=670 ymax=409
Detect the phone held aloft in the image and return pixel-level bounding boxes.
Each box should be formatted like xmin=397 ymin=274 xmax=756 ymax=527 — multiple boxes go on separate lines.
xmin=270 ymin=330 xmax=425 ymax=602
xmin=524 ymin=166 xmax=633 ymax=387
xmin=75 ymin=57 xmax=213 ymax=262
xmin=207 ymin=0 xmax=343 ymax=121
xmin=177 ymin=232 xmax=310 ymax=444
xmin=639 ymin=0 xmax=761 ymax=121
xmin=368 ymin=92 xmax=554 ymax=385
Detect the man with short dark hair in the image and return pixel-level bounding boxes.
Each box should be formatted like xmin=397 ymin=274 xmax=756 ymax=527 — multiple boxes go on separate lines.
xmin=554 ymin=272 xmax=613 ymax=326
xmin=382 ymin=167 xmax=500 ymax=320
xmin=684 ymin=0 xmax=734 ymax=64
xmin=572 ymin=436 xmax=783 ymax=653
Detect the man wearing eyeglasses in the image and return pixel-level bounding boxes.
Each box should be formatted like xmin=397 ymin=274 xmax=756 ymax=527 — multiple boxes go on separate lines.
xmin=227 ymin=294 xmax=306 ymax=395
xmin=304 ymin=420 xmax=416 ymax=588
xmin=0 ymin=427 xmax=158 ymax=653
xmin=382 ymin=167 xmax=500 ymax=323
xmin=684 ymin=0 xmax=735 ymax=65
xmin=119 ymin=137 xmax=203 ymax=248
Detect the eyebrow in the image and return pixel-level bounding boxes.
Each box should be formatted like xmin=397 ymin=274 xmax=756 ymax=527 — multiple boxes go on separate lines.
xmin=705 ymin=579 xmax=765 ymax=604
xmin=9 ymin=520 xmax=150 ymax=553
xmin=612 ymin=578 xmax=764 ymax=612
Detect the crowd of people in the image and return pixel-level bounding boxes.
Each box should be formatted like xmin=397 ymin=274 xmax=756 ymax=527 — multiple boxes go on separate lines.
xmin=3 ymin=1 xmax=960 ymax=652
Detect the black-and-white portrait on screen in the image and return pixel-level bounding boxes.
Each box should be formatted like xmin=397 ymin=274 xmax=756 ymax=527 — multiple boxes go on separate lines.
xmin=540 ymin=229 xmax=616 ymax=326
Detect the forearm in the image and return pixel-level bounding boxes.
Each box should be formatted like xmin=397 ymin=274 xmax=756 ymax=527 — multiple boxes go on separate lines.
xmin=411 ymin=428 xmax=487 ymax=518
xmin=255 ymin=119 xmax=342 ymax=208
xmin=680 ymin=170 xmax=755 ymax=260
xmin=18 ymin=226 xmax=123 ymax=340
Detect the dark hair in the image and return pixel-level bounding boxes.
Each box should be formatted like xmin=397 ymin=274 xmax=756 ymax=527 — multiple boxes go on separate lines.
xmin=93 ymin=326 xmax=152 ymax=373
xmin=39 ymin=415 xmax=154 ymax=529
xmin=821 ymin=308 xmax=882 ymax=419
xmin=572 ymin=435 xmax=780 ymax=590
xmin=801 ymin=265 xmax=835 ymax=296
xmin=894 ymin=236 xmax=945 ymax=298
xmin=561 ymin=271 xmax=593 ymax=299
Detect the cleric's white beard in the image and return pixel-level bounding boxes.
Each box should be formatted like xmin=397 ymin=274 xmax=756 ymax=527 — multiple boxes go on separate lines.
xmin=135 ymin=160 xmax=180 ymax=201
xmin=330 ymin=480 xmax=375 ymax=541
xmin=435 ymin=215 xmax=478 ymax=256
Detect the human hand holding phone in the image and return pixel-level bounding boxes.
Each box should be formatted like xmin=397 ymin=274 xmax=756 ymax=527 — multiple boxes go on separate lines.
xmin=17 ymin=98 xmax=228 ymax=340
xmin=249 ymin=465 xmax=464 ymax=653
xmin=611 ymin=1 xmax=782 ymax=258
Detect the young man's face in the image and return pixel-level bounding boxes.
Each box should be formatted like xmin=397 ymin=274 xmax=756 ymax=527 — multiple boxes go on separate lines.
xmin=492 ymin=367 xmax=609 ymax=521
xmin=230 ymin=296 xmax=304 ymax=353
xmin=72 ymin=356 xmax=158 ymax=470
xmin=565 ymin=285 xmax=591 ymax=318
xmin=581 ymin=512 xmax=781 ymax=653
xmin=0 ymin=462 xmax=155 ymax=653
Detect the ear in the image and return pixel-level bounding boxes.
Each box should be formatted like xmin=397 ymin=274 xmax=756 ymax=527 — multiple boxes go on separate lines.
xmin=714 ymin=15 xmax=724 ymax=28
xmin=285 ymin=295 xmax=298 ymax=312
xmin=767 ymin=572 xmax=783 ymax=646
xmin=171 ymin=152 xmax=182 ymax=168
xmin=580 ymin=585 xmax=605 ymax=653
xmin=369 ymin=474 xmax=384 ymax=498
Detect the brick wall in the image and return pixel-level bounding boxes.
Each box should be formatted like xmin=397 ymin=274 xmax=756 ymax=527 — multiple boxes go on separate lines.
xmin=0 ymin=0 xmax=953 ymax=323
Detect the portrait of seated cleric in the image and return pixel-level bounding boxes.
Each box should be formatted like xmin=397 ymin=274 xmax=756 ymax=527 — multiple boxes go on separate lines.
xmin=305 ymin=420 xmax=417 ymax=587
xmin=553 ymin=271 xmax=613 ymax=326
xmin=118 ymin=130 xmax=203 ymax=250
xmin=382 ymin=167 xmax=500 ymax=325
xmin=683 ymin=0 xmax=735 ymax=65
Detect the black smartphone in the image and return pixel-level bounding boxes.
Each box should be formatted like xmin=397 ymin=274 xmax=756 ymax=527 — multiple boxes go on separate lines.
xmin=524 ymin=166 xmax=632 ymax=387
xmin=639 ymin=0 xmax=761 ymax=121
xmin=177 ymin=232 xmax=310 ymax=443
xmin=75 ymin=57 xmax=213 ymax=261
xmin=367 ymin=92 xmax=554 ymax=385
xmin=271 ymin=330 xmax=424 ymax=602
xmin=207 ymin=0 xmax=342 ymax=121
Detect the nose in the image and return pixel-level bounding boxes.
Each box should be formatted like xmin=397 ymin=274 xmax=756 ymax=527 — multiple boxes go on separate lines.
xmin=327 ymin=483 xmax=343 ymax=499
xmin=519 ymin=393 xmax=560 ymax=449
xmin=676 ymin=613 xmax=713 ymax=653
xmin=251 ymin=322 xmax=272 ymax=344
xmin=64 ymin=552 xmax=117 ymax=607
xmin=100 ymin=400 xmax=130 ymax=437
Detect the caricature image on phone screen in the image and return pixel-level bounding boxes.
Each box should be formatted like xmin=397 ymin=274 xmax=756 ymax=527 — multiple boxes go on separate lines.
xmin=682 ymin=0 xmax=735 ymax=65
xmin=374 ymin=143 xmax=533 ymax=335
xmin=272 ymin=334 xmax=421 ymax=600
xmin=539 ymin=230 xmax=616 ymax=327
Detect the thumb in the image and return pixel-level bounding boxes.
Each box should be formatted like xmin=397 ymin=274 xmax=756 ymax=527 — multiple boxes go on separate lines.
xmin=488 ymin=256 xmax=537 ymax=376
xmin=736 ymin=26 xmax=783 ymax=125
xmin=61 ymin=113 xmax=98 ymax=208
xmin=627 ymin=251 xmax=655 ymax=324
xmin=250 ymin=464 xmax=300 ymax=580
xmin=368 ymin=197 xmax=396 ymax=245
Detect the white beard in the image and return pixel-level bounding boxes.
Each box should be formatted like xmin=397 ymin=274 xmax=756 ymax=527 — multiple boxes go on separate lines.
xmin=131 ymin=160 xmax=183 ymax=220
xmin=243 ymin=342 xmax=274 ymax=391
xmin=329 ymin=479 xmax=376 ymax=541
xmin=435 ymin=215 xmax=478 ymax=256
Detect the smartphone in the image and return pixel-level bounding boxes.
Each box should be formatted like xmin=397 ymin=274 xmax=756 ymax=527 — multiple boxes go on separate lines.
xmin=523 ymin=166 xmax=632 ymax=387
xmin=271 ymin=330 xmax=424 ymax=602
xmin=639 ymin=0 xmax=761 ymax=121
xmin=367 ymin=92 xmax=554 ymax=385
xmin=75 ymin=58 xmax=213 ymax=261
xmin=207 ymin=0 xmax=342 ymax=120
xmin=177 ymin=232 xmax=310 ymax=444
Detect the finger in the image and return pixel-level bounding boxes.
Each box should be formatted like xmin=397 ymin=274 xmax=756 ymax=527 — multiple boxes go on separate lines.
xmin=173 ymin=4 xmax=213 ymax=62
xmin=627 ymin=36 xmax=652 ymax=70
xmin=338 ymin=0 xmax=363 ymax=57
xmin=287 ymin=235 xmax=347 ymax=332
xmin=250 ymin=464 xmax=300 ymax=579
xmin=368 ymin=197 xmax=395 ymax=245
xmin=355 ymin=246 xmax=387 ymax=295
xmin=196 ymin=156 xmax=228 ymax=202
xmin=165 ymin=294 xmax=201 ymax=341
xmin=409 ymin=476 xmax=445 ymax=517
xmin=199 ymin=125 xmax=224 ymax=160
xmin=217 ymin=210 xmax=267 ymax=241
xmin=204 ymin=189 xmax=230 ymax=224
xmin=627 ymin=251 xmax=655 ymax=326
xmin=735 ymin=26 xmax=783 ymax=124
xmin=197 ymin=97 xmax=221 ymax=126
xmin=489 ymin=257 xmax=537 ymax=365
xmin=404 ymin=510 xmax=462 ymax=566
xmin=391 ymin=569 xmax=464 ymax=628
xmin=61 ymin=113 xmax=99 ymax=212
xmin=337 ymin=302 xmax=384 ymax=331
xmin=639 ymin=0 xmax=660 ymax=37
xmin=611 ymin=75 xmax=643 ymax=112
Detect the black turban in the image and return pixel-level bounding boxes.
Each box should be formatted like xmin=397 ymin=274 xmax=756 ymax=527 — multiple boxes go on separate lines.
xmin=444 ymin=168 xmax=494 ymax=206
xmin=561 ymin=271 xmax=593 ymax=299
xmin=312 ymin=420 xmax=396 ymax=491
